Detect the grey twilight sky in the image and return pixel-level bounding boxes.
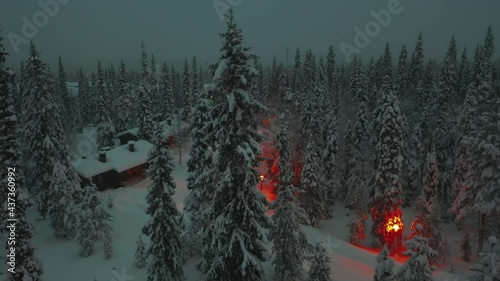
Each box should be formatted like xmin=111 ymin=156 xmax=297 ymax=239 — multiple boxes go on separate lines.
xmin=1 ymin=0 xmax=499 ymax=74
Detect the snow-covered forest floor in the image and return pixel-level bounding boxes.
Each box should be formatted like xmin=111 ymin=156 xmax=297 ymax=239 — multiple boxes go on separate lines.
xmin=17 ymin=147 xmax=471 ymax=281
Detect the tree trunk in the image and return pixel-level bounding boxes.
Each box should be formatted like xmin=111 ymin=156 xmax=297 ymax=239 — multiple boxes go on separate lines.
xmin=477 ymin=214 xmax=485 ymax=255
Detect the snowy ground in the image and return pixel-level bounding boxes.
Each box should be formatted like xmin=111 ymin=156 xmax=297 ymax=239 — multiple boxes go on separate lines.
xmin=3 ymin=146 xmax=475 ymax=281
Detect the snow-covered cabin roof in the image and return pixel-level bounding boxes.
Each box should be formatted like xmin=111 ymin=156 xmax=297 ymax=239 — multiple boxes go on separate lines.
xmin=72 ymin=140 xmax=153 ymax=178
xmin=115 ymin=127 xmax=140 ymax=138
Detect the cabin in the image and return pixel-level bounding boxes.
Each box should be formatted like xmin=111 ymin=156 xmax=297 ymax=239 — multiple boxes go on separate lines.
xmin=115 ymin=128 xmax=140 ymax=146
xmin=73 ymin=140 xmax=154 ymax=190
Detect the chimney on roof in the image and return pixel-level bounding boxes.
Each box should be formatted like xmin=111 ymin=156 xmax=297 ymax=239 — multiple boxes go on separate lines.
xmin=128 ymin=140 xmax=135 ymax=152
xmin=99 ymin=150 xmax=107 ymax=163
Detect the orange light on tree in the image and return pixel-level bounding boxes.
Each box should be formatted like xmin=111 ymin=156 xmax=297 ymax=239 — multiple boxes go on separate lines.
xmin=385 ymin=215 xmax=404 ymax=233
xmin=384 ymin=212 xmax=404 ymax=256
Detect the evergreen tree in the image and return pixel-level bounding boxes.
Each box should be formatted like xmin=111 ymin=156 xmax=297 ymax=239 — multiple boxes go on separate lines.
xmin=0 ymin=35 xmax=44 ymax=280
xmin=200 ymin=10 xmax=272 ymax=281
xmin=160 ymin=62 xmax=174 ymax=120
xmin=270 ymin=95 xmax=310 ymax=281
xmin=48 ymin=162 xmax=79 ymax=238
xmin=181 ymin=91 xmax=214 ymax=254
xmin=103 ymin=224 xmax=113 ymax=259
xmin=137 ymin=42 xmax=155 ymax=142
xmin=396 ymin=44 xmax=410 ymax=97
xmin=374 ymin=245 xmax=394 ymax=281
xmin=370 ymin=89 xmax=404 ymax=247
xmin=114 ymin=60 xmax=132 ymax=133
xmin=326 ymin=45 xmax=336 ymax=91
xmin=395 ymin=224 xmax=437 ymax=281
xmin=382 ymin=43 xmax=393 ymax=82
xmin=458 ymin=46 xmax=471 ymax=100
xmin=322 ymin=114 xmax=338 ymax=214
xmin=181 ymin=58 xmax=192 ymax=121
xmin=469 ymin=236 xmax=500 ymax=281
xmin=149 ymin=54 xmax=160 ymax=116
xmin=57 ymin=55 xmax=74 ymax=135
xmin=410 ymin=32 xmax=425 ymax=88
xmin=413 ymin=152 xmax=442 ymax=265
xmin=95 ymin=61 xmax=115 ymax=149
xmin=142 ymin=127 xmax=184 ymax=281
xmin=192 ymin=56 xmax=200 ymax=93
xmin=134 ymin=235 xmax=147 ymax=269
xmin=307 ymin=243 xmax=332 ymax=281
xmin=347 ymin=185 xmax=367 ymax=245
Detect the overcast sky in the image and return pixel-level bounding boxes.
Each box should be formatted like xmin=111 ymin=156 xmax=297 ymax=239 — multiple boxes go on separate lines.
xmin=1 ymin=0 xmax=499 ymax=74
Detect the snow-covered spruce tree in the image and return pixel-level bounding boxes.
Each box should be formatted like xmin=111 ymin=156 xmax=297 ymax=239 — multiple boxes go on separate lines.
xmin=326 ymin=45 xmax=336 ymax=91
xmin=340 ymin=120 xmax=354 ymax=201
xmin=308 ymin=242 xmax=332 ymax=281
xmin=395 ymin=44 xmax=410 ymax=98
xmin=77 ymin=70 xmax=91 ymax=125
xmin=270 ymin=94 xmax=311 ymax=281
xmin=77 ymin=183 xmax=112 ymax=257
xmin=103 ymin=224 xmax=113 ymax=259
xmin=449 ymin=83 xmax=478 ymax=224
xmin=291 ymin=47 xmax=302 ymax=95
xmin=370 ymin=89 xmax=404 ymax=247
xmin=435 ymin=36 xmax=458 ymax=220
xmin=200 ymin=9 xmax=272 ymax=281
xmin=460 ymin=233 xmax=472 ymax=262
xmin=458 ymin=46 xmax=471 ymax=100
xmin=181 ymin=58 xmax=192 ymax=121
xmin=300 ymin=86 xmax=326 ymax=227
xmin=192 ymin=56 xmax=200 ymax=93
xmin=142 ymin=127 xmax=184 ymax=281
xmin=149 ymin=54 xmax=160 ymax=117
xmin=22 ymin=42 xmax=81 ymax=218
xmin=322 ymin=114 xmax=338 ymax=215
xmin=95 ymin=60 xmax=115 ymax=149
xmin=134 ymin=235 xmax=147 ymax=269
xmin=48 ymin=162 xmax=79 ymax=238
xmin=374 ymin=244 xmax=394 ymax=281
xmin=403 ymin=123 xmax=423 ymax=206
xmin=469 ymin=236 xmax=500 ymax=281
xmin=180 ymin=90 xmax=214 ymax=257
xmin=347 ymin=185 xmax=367 ymax=245
xmin=413 ymin=152 xmax=442 ymax=265
xmin=114 ymin=60 xmax=132 ymax=133
xmin=410 ymin=32 xmax=425 ymax=89
xmin=160 ymin=62 xmax=174 ymax=120
xmin=137 ymin=42 xmax=155 ymax=142
xmin=345 ymin=99 xmax=369 ymax=208
xmin=395 ymin=224 xmax=437 ymax=281
xmin=57 ymin=56 xmax=74 ymax=135
xmin=0 ymin=35 xmax=43 ymax=281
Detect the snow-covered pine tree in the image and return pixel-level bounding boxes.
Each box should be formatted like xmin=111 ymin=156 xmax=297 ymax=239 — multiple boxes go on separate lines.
xmin=345 ymin=99 xmax=369 ymax=208
xmin=469 ymin=236 xmax=500 ymax=281
xmin=0 ymin=35 xmax=44 ymax=280
xmin=300 ymin=86 xmax=326 ymax=226
xmin=48 ymin=162 xmax=79 ymax=238
xmin=460 ymin=233 xmax=472 ymax=262
xmin=137 ymin=42 xmax=155 ymax=142
xmin=326 ymin=45 xmax=336 ymax=91
xmin=149 ymin=54 xmax=160 ymax=117
xmin=160 ymin=62 xmax=174 ymax=120
xmin=270 ymin=93 xmax=311 ymax=281
xmin=292 ymin=47 xmax=302 ymax=95
xmin=458 ymin=46 xmax=471 ymax=100
xmin=370 ymin=88 xmax=404 ymax=247
xmin=435 ymin=36 xmax=458 ymax=220
xmin=103 ymin=224 xmax=113 ymax=259
xmin=374 ymin=244 xmax=394 ymax=281
xmin=57 ymin=55 xmax=74 ymax=135
xmin=403 ymin=123 xmax=423 ymax=206
xmin=410 ymin=32 xmax=425 ymax=89
xmin=192 ymin=56 xmax=200 ymax=93
xmin=114 ymin=60 xmax=132 ymax=133
xmin=181 ymin=90 xmax=214 ymax=257
xmin=449 ymin=83 xmax=478 ymax=224
xmin=181 ymin=58 xmax=192 ymax=121
xmin=340 ymin=120 xmax=354 ymax=201
xmin=322 ymin=114 xmax=338 ymax=215
xmin=200 ymin=9 xmax=272 ymax=281
xmin=308 ymin=242 xmax=332 ymax=281
xmin=95 ymin=60 xmax=115 ymax=149
xmin=134 ymin=234 xmax=147 ymax=268
xmin=395 ymin=44 xmax=410 ymax=98
xmin=142 ymin=127 xmax=184 ymax=281
xmin=395 ymin=224 xmax=437 ymax=281
xmin=413 ymin=152 xmax=442 ymax=265
xmin=347 ymin=185 xmax=367 ymax=245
